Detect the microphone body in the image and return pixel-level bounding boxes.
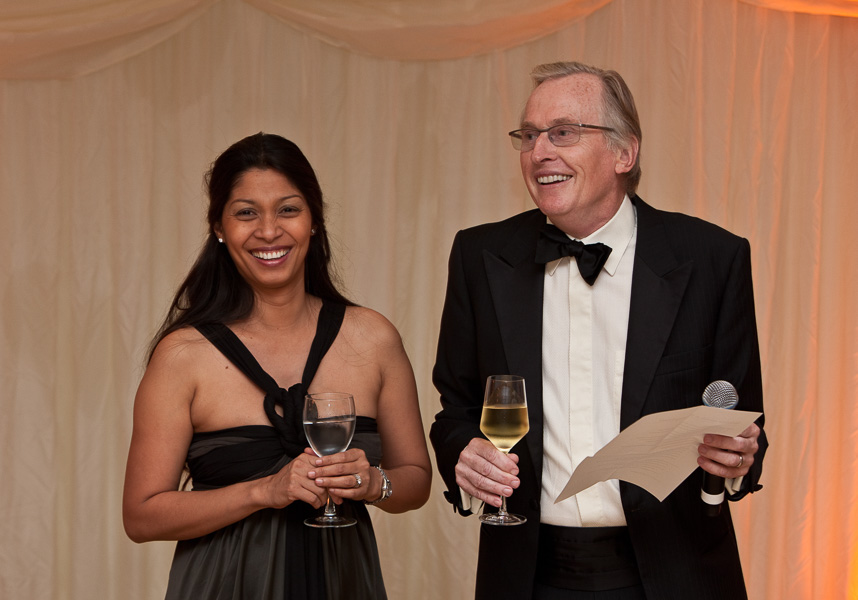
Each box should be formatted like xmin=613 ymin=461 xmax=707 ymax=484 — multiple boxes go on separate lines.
xmin=700 ymin=380 xmax=739 ymax=516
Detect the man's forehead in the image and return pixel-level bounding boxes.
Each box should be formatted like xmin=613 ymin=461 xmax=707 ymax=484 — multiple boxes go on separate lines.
xmin=522 ymin=74 xmax=603 ymax=125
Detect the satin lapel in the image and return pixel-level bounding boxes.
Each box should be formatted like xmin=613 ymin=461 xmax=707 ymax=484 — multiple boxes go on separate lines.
xmin=484 ymin=212 xmax=545 ymax=479
xmin=621 ymin=199 xmax=693 ymax=429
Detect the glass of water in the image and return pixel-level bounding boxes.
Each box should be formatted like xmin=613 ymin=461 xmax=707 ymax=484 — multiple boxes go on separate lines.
xmin=303 ymin=392 xmax=357 ymax=528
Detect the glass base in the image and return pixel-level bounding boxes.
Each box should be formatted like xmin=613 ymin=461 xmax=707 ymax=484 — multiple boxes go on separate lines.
xmin=304 ymin=514 xmax=357 ymax=528
xmin=479 ymin=512 xmax=527 ymax=526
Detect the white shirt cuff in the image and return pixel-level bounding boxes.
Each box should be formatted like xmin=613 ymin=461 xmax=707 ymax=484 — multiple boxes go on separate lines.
xmin=726 ymin=476 xmax=744 ymax=496
xmin=460 ymin=488 xmax=483 ymax=514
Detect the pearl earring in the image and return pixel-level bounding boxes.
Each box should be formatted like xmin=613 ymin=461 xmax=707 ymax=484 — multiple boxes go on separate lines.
xmin=311 ymin=228 xmax=317 ymax=235
xmin=218 ymin=238 xmax=224 ymax=243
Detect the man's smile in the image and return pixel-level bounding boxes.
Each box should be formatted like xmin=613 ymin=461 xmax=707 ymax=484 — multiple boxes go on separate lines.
xmin=537 ymin=174 xmax=572 ymax=185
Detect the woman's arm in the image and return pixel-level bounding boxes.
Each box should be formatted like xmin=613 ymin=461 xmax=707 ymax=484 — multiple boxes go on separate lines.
xmin=122 ymin=330 xmax=326 ymax=543
xmin=311 ymin=309 xmax=432 ymax=513
xmin=370 ymin=316 xmax=432 ymax=513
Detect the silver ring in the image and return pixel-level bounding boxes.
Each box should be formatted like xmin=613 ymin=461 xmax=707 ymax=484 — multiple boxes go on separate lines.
xmin=736 ymin=454 xmax=744 ymax=468
xmin=352 ymin=473 xmax=362 ymax=488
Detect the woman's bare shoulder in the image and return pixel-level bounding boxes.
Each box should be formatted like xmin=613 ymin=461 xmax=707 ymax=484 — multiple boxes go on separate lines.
xmin=341 ymin=306 xmax=403 ymax=349
xmin=148 ymin=326 xmax=216 ymax=370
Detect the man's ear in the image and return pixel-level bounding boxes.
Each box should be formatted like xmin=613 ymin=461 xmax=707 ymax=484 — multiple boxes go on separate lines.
xmin=615 ymin=137 xmax=639 ymax=175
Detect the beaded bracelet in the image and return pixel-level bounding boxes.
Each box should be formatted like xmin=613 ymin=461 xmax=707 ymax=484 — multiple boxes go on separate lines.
xmin=364 ymin=466 xmax=392 ymax=505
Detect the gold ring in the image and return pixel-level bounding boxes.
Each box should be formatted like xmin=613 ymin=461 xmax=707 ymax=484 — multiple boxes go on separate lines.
xmin=736 ymin=454 xmax=744 ymax=468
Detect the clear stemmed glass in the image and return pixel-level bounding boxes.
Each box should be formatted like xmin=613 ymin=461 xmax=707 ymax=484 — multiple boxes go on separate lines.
xmin=303 ymin=392 xmax=357 ymax=528
xmin=479 ymin=375 xmax=529 ymax=526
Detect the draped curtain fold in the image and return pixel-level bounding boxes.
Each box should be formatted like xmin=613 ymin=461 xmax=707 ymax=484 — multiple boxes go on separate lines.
xmin=740 ymin=0 xmax=858 ymax=17
xmin=243 ymin=0 xmax=614 ymax=60
xmin=1 ymin=0 xmax=856 ymax=78
xmin=1 ymin=1 xmax=857 ymax=599
xmin=0 ymin=0 xmax=216 ymax=78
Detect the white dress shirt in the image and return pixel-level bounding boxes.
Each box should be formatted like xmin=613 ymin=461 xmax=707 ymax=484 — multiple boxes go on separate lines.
xmin=540 ymin=195 xmax=637 ymax=527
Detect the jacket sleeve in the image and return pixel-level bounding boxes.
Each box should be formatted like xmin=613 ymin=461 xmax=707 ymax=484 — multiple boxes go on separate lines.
xmin=429 ymin=231 xmax=486 ymax=515
xmin=714 ymin=237 xmax=767 ymax=500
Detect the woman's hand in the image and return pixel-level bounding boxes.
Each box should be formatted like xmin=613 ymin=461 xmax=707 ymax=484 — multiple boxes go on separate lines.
xmin=259 ymin=451 xmax=328 ymax=509
xmin=304 ymin=447 xmax=375 ymax=504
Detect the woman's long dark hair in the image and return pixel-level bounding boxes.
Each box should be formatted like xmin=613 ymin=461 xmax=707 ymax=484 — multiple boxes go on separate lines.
xmin=147 ymin=133 xmax=354 ymax=361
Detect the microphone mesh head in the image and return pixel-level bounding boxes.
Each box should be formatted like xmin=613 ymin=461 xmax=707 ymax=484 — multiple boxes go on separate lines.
xmin=702 ymin=380 xmax=738 ymax=410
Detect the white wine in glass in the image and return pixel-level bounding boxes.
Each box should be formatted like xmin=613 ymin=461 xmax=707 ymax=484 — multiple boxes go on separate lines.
xmin=479 ymin=375 xmax=529 ymax=526
xmin=303 ymin=392 xmax=357 ymax=528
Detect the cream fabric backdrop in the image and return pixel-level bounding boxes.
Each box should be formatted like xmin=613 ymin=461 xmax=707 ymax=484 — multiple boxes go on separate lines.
xmin=1 ymin=0 xmax=857 ymax=598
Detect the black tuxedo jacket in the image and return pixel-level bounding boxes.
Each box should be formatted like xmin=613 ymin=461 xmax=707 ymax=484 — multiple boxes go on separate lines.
xmin=430 ymin=196 xmax=767 ymax=600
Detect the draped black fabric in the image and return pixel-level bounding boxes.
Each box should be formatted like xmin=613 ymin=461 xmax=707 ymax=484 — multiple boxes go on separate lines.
xmin=164 ymin=302 xmax=386 ymax=600
xmin=186 ymin=419 xmax=381 ymax=490
xmin=195 ymin=301 xmax=346 ymax=457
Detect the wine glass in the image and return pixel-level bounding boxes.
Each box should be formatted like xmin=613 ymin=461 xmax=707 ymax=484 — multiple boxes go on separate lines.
xmin=303 ymin=392 xmax=357 ymax=528
xmin=479 ymin=375 xmax=529 ymax=526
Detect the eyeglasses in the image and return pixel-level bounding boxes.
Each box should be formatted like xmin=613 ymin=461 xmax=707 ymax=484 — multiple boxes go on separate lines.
xmin=508 ymin=123 xmax=615 ymax=152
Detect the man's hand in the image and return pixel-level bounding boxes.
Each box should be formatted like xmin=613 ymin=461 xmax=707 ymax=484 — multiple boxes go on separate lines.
xmin=697 ymin=422 xmax=761 ymax=478
xmin=455 ymin=438 xmax=521 ymax=508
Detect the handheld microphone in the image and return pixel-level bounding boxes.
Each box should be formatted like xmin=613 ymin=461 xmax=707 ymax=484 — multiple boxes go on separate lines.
xmin=700 ymin=380 xmax=739 ymax=516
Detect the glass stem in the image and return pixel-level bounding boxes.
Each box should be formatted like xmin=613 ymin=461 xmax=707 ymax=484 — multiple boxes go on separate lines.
xmin=323 ymin=494 xmax=337 ymax=518
xmin=497 ymin=448 xmax=511 ymax=518
xmin=498 ymin=495 xmax=509 ymax=518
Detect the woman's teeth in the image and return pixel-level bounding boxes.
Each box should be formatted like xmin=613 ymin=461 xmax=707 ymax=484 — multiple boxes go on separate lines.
xmin=252 ymin=249 xmax=288 ymax=260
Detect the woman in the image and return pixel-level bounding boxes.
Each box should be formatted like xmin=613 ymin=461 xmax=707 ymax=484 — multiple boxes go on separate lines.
xmin=123 ymin=132 xmax=432 ymax=599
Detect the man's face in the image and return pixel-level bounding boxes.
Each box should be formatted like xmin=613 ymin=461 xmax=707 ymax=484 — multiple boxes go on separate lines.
xmin=519 ymin=74 xmax=632 ymax=238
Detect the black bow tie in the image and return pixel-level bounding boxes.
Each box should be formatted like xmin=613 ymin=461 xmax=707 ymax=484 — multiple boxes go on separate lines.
xmin=534 ymin=223 xmax=612 ymax=285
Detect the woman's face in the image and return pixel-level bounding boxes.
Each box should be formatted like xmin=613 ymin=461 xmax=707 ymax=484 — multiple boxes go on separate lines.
xmin=214 ymin=168 xmax=314 ymax=296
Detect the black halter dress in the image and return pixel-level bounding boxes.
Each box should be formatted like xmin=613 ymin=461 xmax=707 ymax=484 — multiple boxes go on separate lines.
xmin=164 ymin=302 xmax=387 ymax=600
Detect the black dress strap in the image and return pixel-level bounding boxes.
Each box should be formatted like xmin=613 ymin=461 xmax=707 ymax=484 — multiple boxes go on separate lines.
xmin=196 ymin=301 xmax=347 ymax=458
xmin=301 ymin=301 xmax=346 ymax=385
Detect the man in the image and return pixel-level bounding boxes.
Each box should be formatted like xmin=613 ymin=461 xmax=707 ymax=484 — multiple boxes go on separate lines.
xmin=430 ymin=61 xmax=767 ymax=599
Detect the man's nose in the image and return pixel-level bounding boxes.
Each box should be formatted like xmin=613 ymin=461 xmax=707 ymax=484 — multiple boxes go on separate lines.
xmin=530 ymin=131 xmax=557 ymax=161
